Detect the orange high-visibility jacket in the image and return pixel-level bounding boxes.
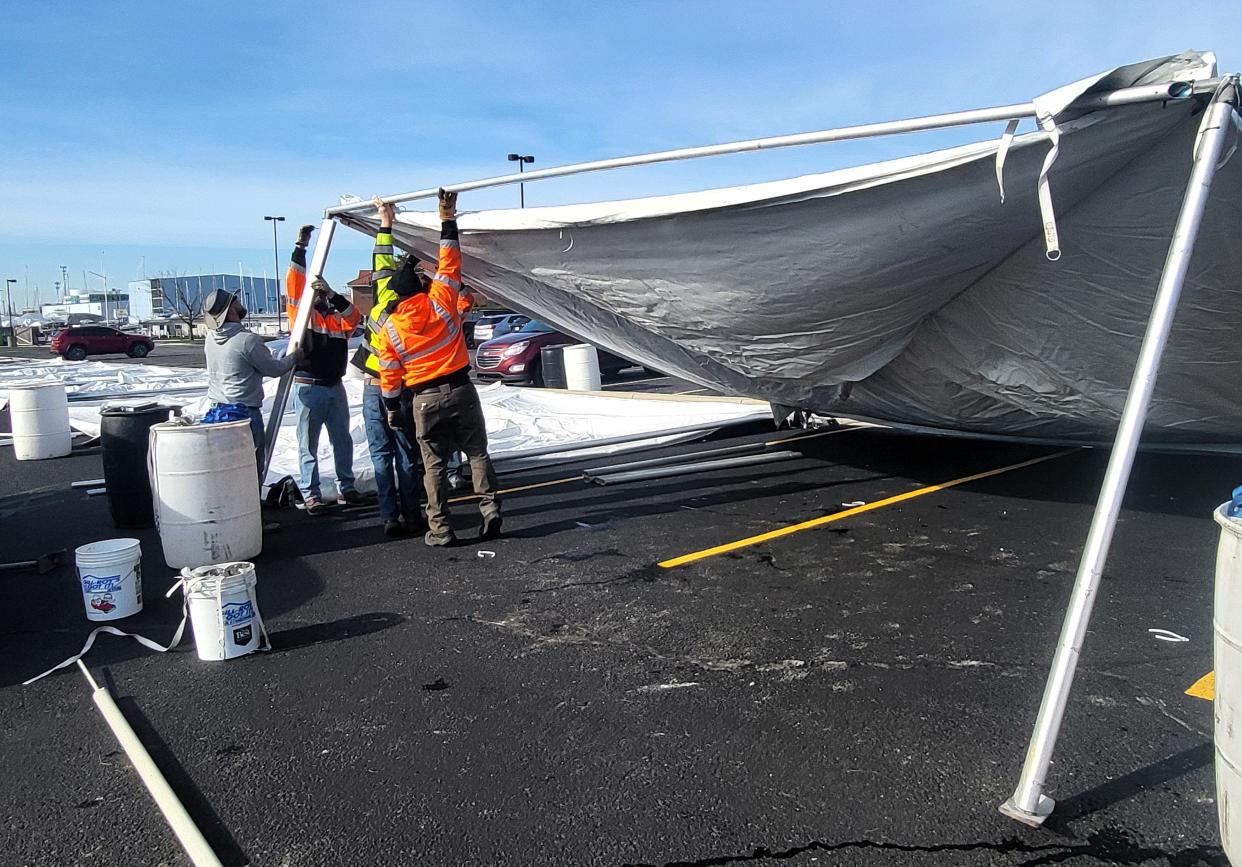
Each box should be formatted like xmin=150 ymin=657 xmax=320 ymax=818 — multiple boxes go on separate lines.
xmin=376 ymin=220 xmax=470 ymax=400
xmin=285 ymin=242 xmax=361 ymax=339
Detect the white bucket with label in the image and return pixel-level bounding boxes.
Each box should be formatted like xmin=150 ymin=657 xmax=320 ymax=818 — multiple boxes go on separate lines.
xmin=182 ymin=562 xmax=266 ymax=661
xmin=76 ymin=538 xmax=143 ymax=621
xmin=9 ymin=383 xmax=72 ymax=461
xmin=563 ymin=344 xmax=602 ymax=391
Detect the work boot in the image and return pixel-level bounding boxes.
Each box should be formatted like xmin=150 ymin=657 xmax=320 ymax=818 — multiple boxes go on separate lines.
xmin=383 ymin=519 xmax=406 ymax=538
xmin=304 ymin=496 xmax=327 ymax=516
xmin=339 ymin=489 xmax=375 ymax=506
xmin=479 ymin=513 xmax=503 ymax=542
xmin=424 ymin=530 xmax=457 ymax=548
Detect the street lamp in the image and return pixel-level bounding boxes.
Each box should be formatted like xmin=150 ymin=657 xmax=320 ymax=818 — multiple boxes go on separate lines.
xmin=264 ymin=216 xmax=285 ymax=330
xmin=4 ymin=279 xmax=16 ymax=346
xmin=507 ymin=153 xmax=534 ymax=208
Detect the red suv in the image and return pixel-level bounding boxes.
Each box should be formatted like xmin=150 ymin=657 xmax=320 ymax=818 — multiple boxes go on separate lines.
xmin=474 ymin=319 xmax=629 ymax=386
xmin=51 ymin=326 xmax=154 ymax=361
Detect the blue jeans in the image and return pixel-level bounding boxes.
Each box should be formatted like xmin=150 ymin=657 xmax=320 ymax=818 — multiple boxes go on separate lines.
xmin=362 ymin=381 xmax=422 ymax=522
xmin=293 ymin=381 xmax=356 ymax=500
xmin=248 ymin=410 xmax=265 ymax=482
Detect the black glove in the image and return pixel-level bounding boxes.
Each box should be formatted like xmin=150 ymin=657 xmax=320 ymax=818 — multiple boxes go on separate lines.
xmin=386 ymin=409 xmax=404 ymax=430
xmin=296 ymin=224 xmax=315 ymax=247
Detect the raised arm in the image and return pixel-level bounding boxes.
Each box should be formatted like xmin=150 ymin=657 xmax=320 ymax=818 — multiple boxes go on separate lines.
xmin=285 ymin=224 xmax=313 ymax=323
xmin=371 ymin=197 xmax=398 ymax=310
xmin=429 ymin=189 xmax=463 ymax=311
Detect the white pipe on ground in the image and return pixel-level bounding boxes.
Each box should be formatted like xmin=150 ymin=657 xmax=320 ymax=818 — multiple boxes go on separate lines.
xmin=76 ymin=661 xmax=223 ymax=867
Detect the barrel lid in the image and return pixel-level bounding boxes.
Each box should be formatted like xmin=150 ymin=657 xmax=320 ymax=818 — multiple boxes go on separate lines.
xmin=101 ymin=402 xmax=164 ymax=416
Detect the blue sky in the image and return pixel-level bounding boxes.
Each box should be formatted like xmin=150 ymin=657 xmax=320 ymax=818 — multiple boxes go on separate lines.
xmin=0 ymin=1 xmax=1237 ymax=311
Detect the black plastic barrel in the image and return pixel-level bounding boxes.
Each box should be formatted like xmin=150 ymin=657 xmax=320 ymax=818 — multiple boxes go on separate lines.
xmin=100 ymin=404 xmax=174 ymax=528
xmin=540 ymin=345 xmax=567 ymax=389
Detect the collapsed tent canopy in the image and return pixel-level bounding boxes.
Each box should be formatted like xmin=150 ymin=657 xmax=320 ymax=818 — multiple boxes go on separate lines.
xmin=338 ymin=51 xmax=1241 ymax=446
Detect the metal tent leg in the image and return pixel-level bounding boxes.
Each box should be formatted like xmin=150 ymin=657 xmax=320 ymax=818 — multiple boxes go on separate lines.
xmin=262 ymin=218 xmax=337 ymax=480
xmin=1000 ymin=87 xmax=1239 ymax=827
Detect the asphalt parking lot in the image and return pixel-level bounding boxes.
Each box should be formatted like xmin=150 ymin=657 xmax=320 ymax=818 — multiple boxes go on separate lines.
xmin=0 ymin=347 xmax=1236 ymax=865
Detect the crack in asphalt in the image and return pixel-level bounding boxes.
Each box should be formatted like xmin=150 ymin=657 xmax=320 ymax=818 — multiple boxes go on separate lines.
xmin=623 ymin=826 xmax=1227 ymax=866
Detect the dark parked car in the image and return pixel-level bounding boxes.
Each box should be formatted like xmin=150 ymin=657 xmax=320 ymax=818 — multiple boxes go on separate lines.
xmin=51 ymin=326 xmax=154 ymax=361
xmin=470 ymin=313 xmax=530 ymax=348
xmin=474 ymin=319 xmax=630 ymax=386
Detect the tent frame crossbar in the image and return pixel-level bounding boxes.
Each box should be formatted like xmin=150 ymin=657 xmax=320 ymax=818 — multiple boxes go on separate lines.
xmin=1000 ymin=77 xmax=1240 ymax=826
xmin=326 ymin=79 xmax=1215 ymax=217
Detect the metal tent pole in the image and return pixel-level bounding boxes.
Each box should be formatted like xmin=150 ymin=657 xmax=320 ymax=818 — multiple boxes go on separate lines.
xmin=263 ymin=219 xmax=336 ymax=479
xmin=327 ymin=81 xmax=1203 ymax=216
xmin=1000 ymin=85 xmax=1239 ymax=827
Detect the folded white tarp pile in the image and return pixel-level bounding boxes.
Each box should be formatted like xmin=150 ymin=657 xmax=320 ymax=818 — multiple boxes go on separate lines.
xmin=2 ymin=359 xmax=768 ymax=497
xmin=339 ymin=51 xmax=1242 ymax=446
xmin=0 ymin=358 xmax=209 ymax=410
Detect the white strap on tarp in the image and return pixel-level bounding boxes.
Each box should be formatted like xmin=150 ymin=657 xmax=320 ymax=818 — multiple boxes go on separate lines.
xmin=1034 ymin=112 xmax=1063 ymax=261
xmin=994 ymin=118 xmax=1021 ymax=203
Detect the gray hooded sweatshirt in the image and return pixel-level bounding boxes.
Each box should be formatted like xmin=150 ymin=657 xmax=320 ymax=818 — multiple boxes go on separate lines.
xmin=205 ymin=323 xmax=297 ymax=408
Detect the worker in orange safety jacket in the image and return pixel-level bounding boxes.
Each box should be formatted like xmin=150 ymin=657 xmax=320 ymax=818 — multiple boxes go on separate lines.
xmin=374 ymin=189 xmax=500 ymax=547
xmin=286 ymin=224 xmax=370 ymax=515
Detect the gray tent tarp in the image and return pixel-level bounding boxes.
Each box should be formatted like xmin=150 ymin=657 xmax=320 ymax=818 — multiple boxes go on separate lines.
xmin=340 ymin=51 xmax=1240 ymax=446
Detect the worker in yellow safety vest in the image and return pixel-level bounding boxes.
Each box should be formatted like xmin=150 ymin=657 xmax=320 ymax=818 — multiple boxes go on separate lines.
xmin=349 ymin=199 xmax=428 ymax=537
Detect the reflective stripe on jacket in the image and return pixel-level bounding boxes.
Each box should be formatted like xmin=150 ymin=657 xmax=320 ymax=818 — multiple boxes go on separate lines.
xmin=376 ymin=220 xmax=469 ymax=399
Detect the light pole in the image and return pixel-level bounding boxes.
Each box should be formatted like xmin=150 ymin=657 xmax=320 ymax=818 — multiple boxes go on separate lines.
xmin=59 ymin=265 xmax=68 ymax=302
xmin=4 ymin=279 xmax=15 ymax=346
xmin=507 ymin=153 xmax=534 ymax=208
xmin=264 ymin=216 xmax=285 ymax=330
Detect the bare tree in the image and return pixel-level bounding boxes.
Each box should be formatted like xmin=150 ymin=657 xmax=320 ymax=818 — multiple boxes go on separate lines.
xmin=160 ymin=272 xmax=205 ymax=340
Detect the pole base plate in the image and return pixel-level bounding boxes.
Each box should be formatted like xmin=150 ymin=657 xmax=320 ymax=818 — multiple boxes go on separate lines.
xmin=999 ymin=794 xmax=1056 ymax=827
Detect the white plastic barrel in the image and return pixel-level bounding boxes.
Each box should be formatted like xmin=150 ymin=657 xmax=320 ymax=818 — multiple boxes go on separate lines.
xmin=1213 ymin=503 xmax=1242 ymax=861
xmin=8 ymin=383 xmax=72 ymax=460
xmin=150 ymin=420 xmax=261 ymax=569
xmin=76 ymin=538 xmax=143 ymax=621
xmin=182 ymin=562 xmax=265 ymax=661
xmin=563 ymin=344 xmax=602 ymax=391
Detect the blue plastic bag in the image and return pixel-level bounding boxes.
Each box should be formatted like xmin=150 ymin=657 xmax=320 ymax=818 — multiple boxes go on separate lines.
xmin=202 ymin=403 xmax=252 ymax=424
xmin=1229 ymin=485 xmax=1242 ymax=518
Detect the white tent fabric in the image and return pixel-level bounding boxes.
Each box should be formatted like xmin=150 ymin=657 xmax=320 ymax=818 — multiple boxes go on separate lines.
xmin=1 ymin=359 xmax=769 ymax=497
xmin=339 ymin=51 xmax=1242 ymax=445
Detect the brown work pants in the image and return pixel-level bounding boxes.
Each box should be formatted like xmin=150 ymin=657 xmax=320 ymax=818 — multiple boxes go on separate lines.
xmin=411 ymin=379 xmax=500 ymax=537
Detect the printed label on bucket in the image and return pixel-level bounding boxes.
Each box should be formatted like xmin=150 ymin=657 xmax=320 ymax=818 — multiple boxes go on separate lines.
xmin=81 ymin=573 xmax=122 ymax=594
xmin=222 ymin=601 xmax=255 ymax=627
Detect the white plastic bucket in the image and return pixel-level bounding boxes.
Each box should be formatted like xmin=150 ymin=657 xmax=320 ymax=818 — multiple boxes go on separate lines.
xmin=1214 ymin=504 xmax=1242 ymax=861
xmin=8 ymin=383 xmax=72 ymax=460
xmin=183 ymin=562 xmax=265 ymax=661
xmin=76 ymin=538 xmax=143 ymax=621
xmin=563 ymin=344 xmax=602 ymax=391
xmin=150 ymin=420 xmax=261 ymax=569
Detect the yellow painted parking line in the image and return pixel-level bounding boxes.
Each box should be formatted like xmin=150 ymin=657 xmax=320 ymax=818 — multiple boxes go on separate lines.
xmin=659 ymin=447 xmax=1079 ymax=568
xmin=1186 ymin=671 xmax=1215 ymax=701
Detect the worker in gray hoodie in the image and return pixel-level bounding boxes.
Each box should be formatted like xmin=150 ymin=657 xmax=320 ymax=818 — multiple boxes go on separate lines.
xmin=203 ymin=287 xmax=302 ymax=478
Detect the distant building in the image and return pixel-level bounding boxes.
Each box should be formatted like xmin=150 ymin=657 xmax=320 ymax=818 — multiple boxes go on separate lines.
xmin=41 ymin=288 xmax=130 ymax=322
xmin=126 ymin=274 xmax=281 ymax=321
